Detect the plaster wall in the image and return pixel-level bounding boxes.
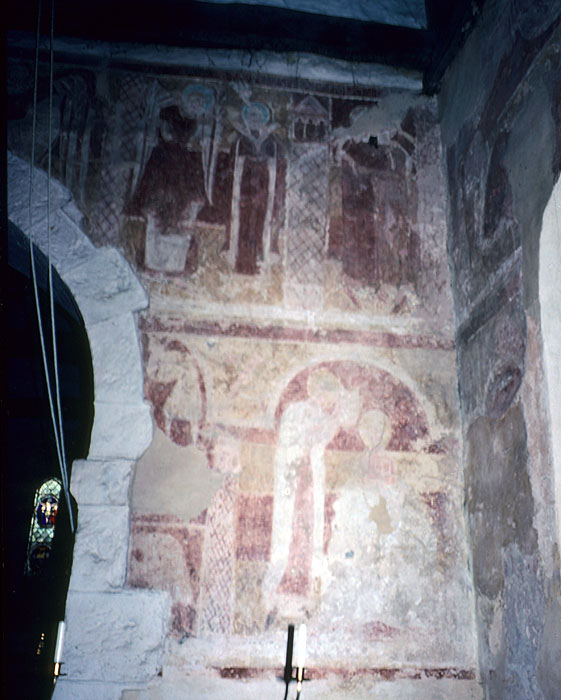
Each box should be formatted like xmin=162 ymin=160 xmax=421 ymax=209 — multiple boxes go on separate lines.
xmin=438 ymin=1 xmax=561 ymax=697
xmin=9 ymin=54 xmax=477 ymax=697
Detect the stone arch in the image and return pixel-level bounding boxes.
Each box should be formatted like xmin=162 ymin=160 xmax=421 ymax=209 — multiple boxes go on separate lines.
xmin=8 ymin=152 xmax=170 ymax=699
xmin=539 ymin=177 xmax=561 ymax=552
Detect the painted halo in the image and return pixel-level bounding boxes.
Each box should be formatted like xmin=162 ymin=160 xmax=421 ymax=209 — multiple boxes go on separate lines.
xmin=242 ymin=101 xmax=271 ymax=129
xmin=181 ymin=84 xmax=215 ymax=117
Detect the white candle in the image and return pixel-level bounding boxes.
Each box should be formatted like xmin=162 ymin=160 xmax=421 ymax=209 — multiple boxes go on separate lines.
xmin=296 ymin=623 xmax=307 ymax=669
xmin=54 ymin=621 xmax=66 ymax=664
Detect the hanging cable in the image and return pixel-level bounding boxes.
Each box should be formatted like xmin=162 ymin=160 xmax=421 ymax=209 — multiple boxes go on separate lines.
xmin=46 ymin=0 xmax=74 ymax=531
xmin=28 ymin=0 xmax=75 ymax=533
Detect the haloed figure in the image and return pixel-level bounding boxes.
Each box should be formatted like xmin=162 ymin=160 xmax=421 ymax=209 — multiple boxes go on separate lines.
xmin=228 ymin=101 xmax=283 ymax=274
xmin=128 ymin=84 xmax=220 ymax=274
xmin=265 ymin=369 xmax=360 ymax=602
xmin=129 ymin=105 xmax=204 ymax=273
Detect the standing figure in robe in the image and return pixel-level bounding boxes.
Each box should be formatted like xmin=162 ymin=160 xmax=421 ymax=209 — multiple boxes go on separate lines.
xmin=181 ymin=84 xmax=222 ymax=209
xmin=227 ymin=102 xmax=284 ymax=275
xmin=127 ymin=84 xmax=221 ymax=274
xmin=265 ymin=369 xmax=360 ymax=605
xmin=329 ymin=105 xmax=420 ymax=289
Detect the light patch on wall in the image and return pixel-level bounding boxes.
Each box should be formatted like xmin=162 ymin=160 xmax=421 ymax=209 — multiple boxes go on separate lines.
xmin=368 ymin=494 xmax=395 ymax=541
xmin=539 ymin=177 xmax=561 ymax=557
xmin=488 ymin=596 xmax=503 ymax=656
xmin=132 ymin=427 xmax=224 ymax=520
xmin=332 ymin=93 xmax=419 ymax=145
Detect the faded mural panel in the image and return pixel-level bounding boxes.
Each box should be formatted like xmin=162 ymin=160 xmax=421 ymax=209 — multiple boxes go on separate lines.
xmin=8 ymin=61 xmax=475 ymax=686
xmin=131 ymin=324 xmax=472 ymax=669
xmin=9 ymin=65 xmax=452 ymax=324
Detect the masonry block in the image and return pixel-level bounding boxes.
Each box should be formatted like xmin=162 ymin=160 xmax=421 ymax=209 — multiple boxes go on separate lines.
xmin=89 ymin=314 xmax=145 ymax=404
xmin=62 ymin=590 xmax=171 ymax=683
xmin=69 ymin=505 xmax=130 ymax=591
xmin=7 ymin=152 xmax=72 ymax=229
xmin=53 ymin=681 xmax=127 ymax=700
xmin=71 ymin=459 xmax=134 ymax=506
xmin=88 ymin=401 xmax=153 ymax=461
xmin=64 ymin=247 xmax=148 ymax=325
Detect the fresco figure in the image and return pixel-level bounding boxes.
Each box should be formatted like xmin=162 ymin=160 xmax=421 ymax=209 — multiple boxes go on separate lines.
xmin=357 ymin=408 xmax=395 ymax=481
xmin=329 ymin=106 xmax=420 ymax=288
xmin=227 ymin=102 xmax=283 ymax=274
xmin=127 ymin=84 xmax=221 ymax=273
xmin=265 ymin=368 xmax=360 ymax=601
xmin=181 ymin=84 xmax=222 ymax=207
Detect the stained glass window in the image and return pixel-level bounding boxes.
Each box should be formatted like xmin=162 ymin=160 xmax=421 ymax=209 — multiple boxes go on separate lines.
xmin=25 ymin=479 xmax=62 ymax=576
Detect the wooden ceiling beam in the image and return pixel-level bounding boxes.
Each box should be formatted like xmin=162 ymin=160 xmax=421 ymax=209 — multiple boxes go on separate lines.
xmin=7 ymin=0 xmax=432 ymax=71
xmin=7 ymin=0 xmax=487 ymax=93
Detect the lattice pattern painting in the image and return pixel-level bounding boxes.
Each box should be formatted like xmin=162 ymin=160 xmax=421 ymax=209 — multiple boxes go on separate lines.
xmin=197 ymin=476 xmax=237 ymax=635
xmin=88 ymin=76 xmax=158 ymax=246
xmin=285 ymin=142 xmax=330 ymax=286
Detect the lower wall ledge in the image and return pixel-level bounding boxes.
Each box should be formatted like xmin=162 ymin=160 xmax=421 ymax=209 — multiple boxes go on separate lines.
xmin=118 ymin=674 xmax=483 ymax=700
xmin=216 ymin=665 xmax=477 ymax=681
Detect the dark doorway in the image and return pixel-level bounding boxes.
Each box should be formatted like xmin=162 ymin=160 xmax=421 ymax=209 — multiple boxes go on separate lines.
xmin=4 ymin=221 xmax=94 ymax=698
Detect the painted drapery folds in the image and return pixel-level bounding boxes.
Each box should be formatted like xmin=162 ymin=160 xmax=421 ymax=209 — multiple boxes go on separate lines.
xmin=8 ymin=60 xmax=475 ymax=687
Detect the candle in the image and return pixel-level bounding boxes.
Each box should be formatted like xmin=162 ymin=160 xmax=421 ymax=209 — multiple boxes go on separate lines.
xmin=296 ymin=623 xmax=307 ymax=670
xmin=54 ymin=621 xmax=66 ymax=664
xmin=284 ymin=624 xmax=294 ymax=683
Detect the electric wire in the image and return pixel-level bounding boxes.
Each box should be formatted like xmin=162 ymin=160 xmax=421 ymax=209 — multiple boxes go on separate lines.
xmin=46 ymin=0 xmax=74 ymax=531
xmin=28 ymin=0 xmax=75 ymax=533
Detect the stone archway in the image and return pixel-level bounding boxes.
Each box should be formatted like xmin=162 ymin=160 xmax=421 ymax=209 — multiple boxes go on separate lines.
xmin=8 ymin=152 xmax=170 ymax=699
xmin=539 ymin=177 xmax=561 ymax=553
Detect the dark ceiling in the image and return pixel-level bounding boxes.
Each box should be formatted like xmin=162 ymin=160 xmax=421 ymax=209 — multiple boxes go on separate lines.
xmin=7 ymin=0 xmax=487 ymax=93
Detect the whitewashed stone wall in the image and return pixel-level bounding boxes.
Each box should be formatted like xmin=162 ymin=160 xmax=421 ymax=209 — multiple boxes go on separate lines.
xmin=8 ymin=152 xmax=170 ymax=699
